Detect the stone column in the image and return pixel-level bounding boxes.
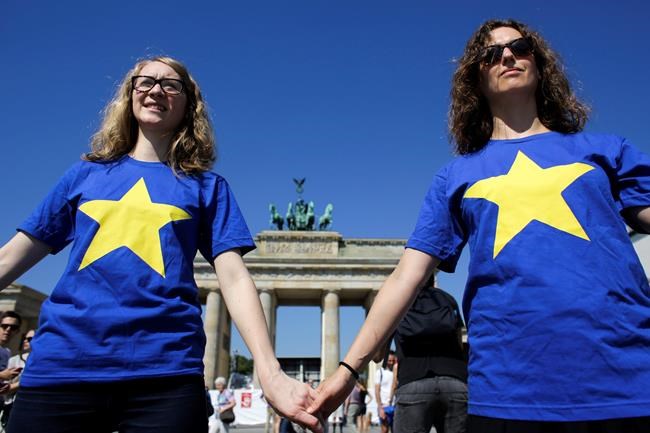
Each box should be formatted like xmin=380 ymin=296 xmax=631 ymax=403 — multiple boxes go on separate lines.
xmin=259 ymin=289 xmax=277 ymax=346
xmin=203 ymin=289 xmax=222 ymax=388
xmin=321 ymin=289 xmax=340 ymax=380
xmin=253 ymin=289 xmax=277 ymax=387
xmin=216 ymin=307 xmax=232 ymax=379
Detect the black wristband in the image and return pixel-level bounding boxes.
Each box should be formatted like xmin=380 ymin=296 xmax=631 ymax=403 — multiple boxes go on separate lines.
xmin=338 ymin=361 xmax=360 ymax=380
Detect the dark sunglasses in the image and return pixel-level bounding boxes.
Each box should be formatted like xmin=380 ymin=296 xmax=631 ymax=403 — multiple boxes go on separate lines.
xmin=25 ymin=336 xmax=33 ymax=342
xmin=481 ymin=37 xmax=533 ymax=66
xmin=0 ymin=324 xmax=19 ymax=331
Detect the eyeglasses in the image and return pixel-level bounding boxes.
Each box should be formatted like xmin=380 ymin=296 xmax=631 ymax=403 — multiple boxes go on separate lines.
xmin=25 ymin=336 xmax=33 ymax=342
xmin=132 ymin=75 xmax=185 ymax=95
xmin=481 ymin=37 xmax=533 ymax=66
xmin=0 ymin=324 xmax=19 ymax=331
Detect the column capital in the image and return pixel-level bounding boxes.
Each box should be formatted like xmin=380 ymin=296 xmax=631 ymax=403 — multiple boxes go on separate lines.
xmin=321 ymin=287 xmax=342 ymax=300
xmin=258 ymin=287 xmax=277 ymax=303
xmin=258 ymin=287 xmax=275 ymax=294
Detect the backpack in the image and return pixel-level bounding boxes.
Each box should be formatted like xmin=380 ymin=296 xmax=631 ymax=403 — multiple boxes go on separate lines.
xmin=396 ymin=287 xmax=462 ymax=343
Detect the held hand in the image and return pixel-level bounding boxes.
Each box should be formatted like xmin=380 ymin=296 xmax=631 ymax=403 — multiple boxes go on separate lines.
xmin=261 ymin=370 xmax=323 ymax=433
xmin=8 ymin=367 xmax=22 ymax=380
xmin=307 ymin=366 xmax=356 ymax=423
xmin=0 ymin=367 xmax=21 ymax=381
xmin=378 ymin=406 xmax=386 ymax=420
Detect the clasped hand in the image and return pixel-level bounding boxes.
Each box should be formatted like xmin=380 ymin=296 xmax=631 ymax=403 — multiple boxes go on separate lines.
xmin=261 ymin=369 xmax=325 ymax=433
xmin=306 ymin=367 xmax=357 ymax=431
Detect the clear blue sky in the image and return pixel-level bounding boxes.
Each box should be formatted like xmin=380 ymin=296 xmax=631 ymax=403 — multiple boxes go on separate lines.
xmin=2 ymin=1 xmax=649 ymax=358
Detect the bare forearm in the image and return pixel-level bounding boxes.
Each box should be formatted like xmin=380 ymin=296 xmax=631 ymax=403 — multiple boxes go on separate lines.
xmin=341 ymin=249 xmax=439 ymax=372
xmin=0 ymin=232 xmax=51 ymax=290
xmin=221 ymin=278 xmax=279 ymax=376
xmin=214 ymin=252 xmax=280 ymax=381
xmin=215 ymin=253 xmax=321 ymax=432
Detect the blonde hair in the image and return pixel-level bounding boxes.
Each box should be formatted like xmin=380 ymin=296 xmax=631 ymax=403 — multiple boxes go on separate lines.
xmin=84 ymin=56 xmax=216 ymax=174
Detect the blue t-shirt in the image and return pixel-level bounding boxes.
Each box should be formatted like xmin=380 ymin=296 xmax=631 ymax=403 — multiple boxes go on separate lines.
xmin=407 ymin=132 xmax=650 ymax=421
xmin=18 ymin=156 xmax=255 ymax=386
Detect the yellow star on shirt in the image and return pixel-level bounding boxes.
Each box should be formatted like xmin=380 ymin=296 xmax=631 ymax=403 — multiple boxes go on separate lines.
xmin=464 ymin=151 xmax=595 ymax=258
xmin=78 ymin=177 xmax=191 ymax=277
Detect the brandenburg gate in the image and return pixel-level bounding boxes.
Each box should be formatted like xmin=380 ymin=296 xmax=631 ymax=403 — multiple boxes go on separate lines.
xmin=196 ymin=230 xmax=405 ymax=386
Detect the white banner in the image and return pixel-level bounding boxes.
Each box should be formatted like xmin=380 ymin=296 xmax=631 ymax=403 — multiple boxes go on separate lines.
xmin=209 ymin=388 xmax=269 ymax=426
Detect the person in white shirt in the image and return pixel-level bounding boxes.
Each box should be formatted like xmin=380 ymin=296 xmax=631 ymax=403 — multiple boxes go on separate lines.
xmin=374 ymin=351 xmax=396 ymax=433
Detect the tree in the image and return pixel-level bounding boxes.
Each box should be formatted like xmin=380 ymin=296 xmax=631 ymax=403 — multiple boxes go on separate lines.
xmin=233 ymin=354 xmax=254 ymax=376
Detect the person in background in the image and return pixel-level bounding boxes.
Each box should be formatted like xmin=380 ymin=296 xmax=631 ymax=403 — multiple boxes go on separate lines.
xmin=0 ymin=56 xmax=320 ymax=433
xmin=209 ymin=377 xmax=236 ymax=433
xmin=205 ymin=386 xmax=215 ymax=419
xmin=1 ymin=329 xmax=34 ymax=428
xmin=0 ymin=313 xmax=22 ymax=425
xmin=309 ymin=18 xmax=650 ymax=433
xmin=375 ymin=351 xmax=396 ymax=433
xmin=391 ymin=281 xmax=467 ymax=433
xmin=328 ymin=404 xmax=344 ymax=433
xmin=345 ymin=377 xmax=371 ymax=433
xmin=0 ymin=313 xmax=21 ymax=375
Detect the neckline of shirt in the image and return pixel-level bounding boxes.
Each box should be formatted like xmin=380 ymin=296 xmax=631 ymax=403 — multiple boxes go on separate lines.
xmin=488 ymin=131 xmax=561 ymax=144
xmin=123 ymin=155 xmax=169 ymax=168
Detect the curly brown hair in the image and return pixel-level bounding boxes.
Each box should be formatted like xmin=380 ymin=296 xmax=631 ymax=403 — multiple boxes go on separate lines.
xmin=84 ymin=56 xmax=216 ymax=175
xmin=449 ymin=19 xmax=589 ymax=155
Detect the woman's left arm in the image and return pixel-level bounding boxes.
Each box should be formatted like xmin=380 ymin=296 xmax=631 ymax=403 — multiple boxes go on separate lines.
xmin=213 ymin=250 xmax=322 ymax=433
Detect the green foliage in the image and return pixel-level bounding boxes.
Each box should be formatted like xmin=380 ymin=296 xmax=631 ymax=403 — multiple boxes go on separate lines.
xmin=233 ymin=354 xmax=254 ymax=375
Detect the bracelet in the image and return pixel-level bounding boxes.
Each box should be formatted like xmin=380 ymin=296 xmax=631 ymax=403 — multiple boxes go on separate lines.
xmin=338 ymin=361 xmax=360 ymax=380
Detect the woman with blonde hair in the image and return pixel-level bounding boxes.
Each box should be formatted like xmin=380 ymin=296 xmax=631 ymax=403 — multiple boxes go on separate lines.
xmin=0 ymin=56 xmax=320 ymax=433
xmin=309 ymin=19 xmax=650 ymax=433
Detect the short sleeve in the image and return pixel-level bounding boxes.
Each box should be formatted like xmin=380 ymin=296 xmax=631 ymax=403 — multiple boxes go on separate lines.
xmin=18 ymin=164 xmax=80 ymax=254
xmin=406 ymin=166 xmax=466 ymax=273
xmin=7 ymin=355 xmax=20 ymax=369
xmin=198 ymin=176 xmax=256 ymax=262
xmin=614 ymin=137 xmax=650 ymax=209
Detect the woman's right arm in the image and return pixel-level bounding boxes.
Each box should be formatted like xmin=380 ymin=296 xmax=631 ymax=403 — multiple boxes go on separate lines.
xmin=0 ymin=232 xmax=51 ymax=290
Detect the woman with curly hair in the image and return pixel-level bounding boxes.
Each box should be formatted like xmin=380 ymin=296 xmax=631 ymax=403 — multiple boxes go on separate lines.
xmin=309 ymin=19 xmax=650 ymax=433
xmin=0 ymin=56 xmax=320 ymax=433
